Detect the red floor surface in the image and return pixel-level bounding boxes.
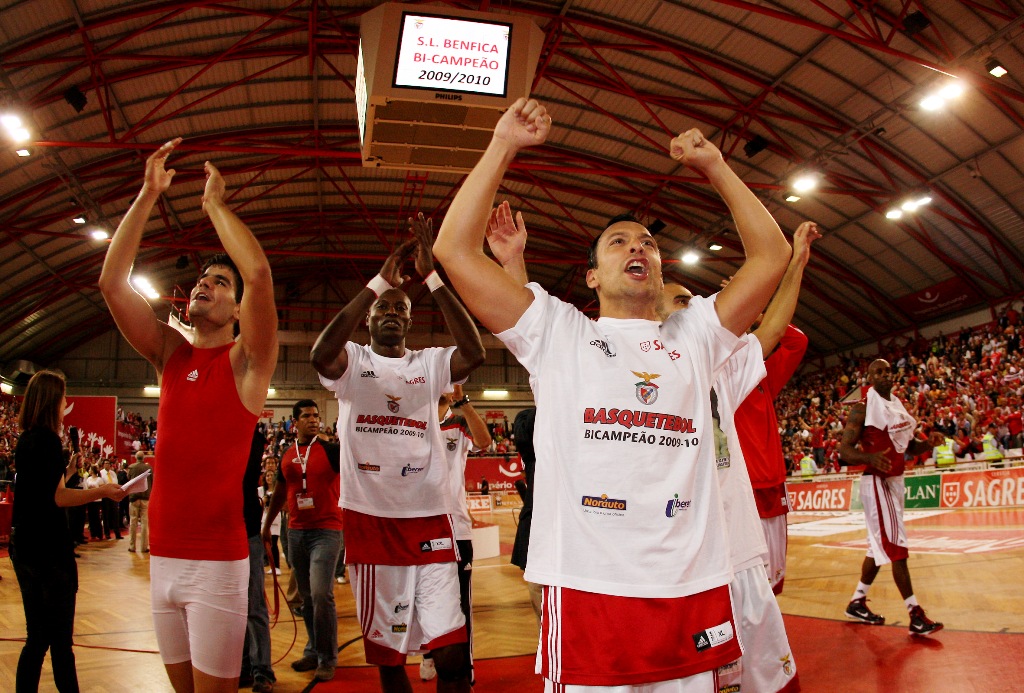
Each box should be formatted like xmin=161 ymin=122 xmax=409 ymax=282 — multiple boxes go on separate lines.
xmin=320 ymin=614 xmax=1024 ymax=692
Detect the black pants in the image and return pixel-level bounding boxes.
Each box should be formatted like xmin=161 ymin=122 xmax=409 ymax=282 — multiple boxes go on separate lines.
xmin=101 ymin=498 xmax=121 ymax=538
xmin=10 ymin=545 xmax=80 ymax=692
xmin=87 ymin=503 xmax=102 ymax=539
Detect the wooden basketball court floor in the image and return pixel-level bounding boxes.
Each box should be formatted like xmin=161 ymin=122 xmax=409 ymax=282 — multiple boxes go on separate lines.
xmin=2 ymin=505 xmax=1022 ymax=692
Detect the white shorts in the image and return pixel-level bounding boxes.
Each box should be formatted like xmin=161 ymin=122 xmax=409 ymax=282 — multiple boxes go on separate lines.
xmin=760 ymin=515 xmax=788 ymax=593
xmin=860 ymin=474 xmax=908 ymax=566
xmin=351 ymin=562 xmax=466 ymax=666
xmin=543 ymin=671 xmax=715 ymax=693
xmin=150 ymin=556 xmax=248 ymax=678
xmin=718 ymin=564 xmax=797 ymax=693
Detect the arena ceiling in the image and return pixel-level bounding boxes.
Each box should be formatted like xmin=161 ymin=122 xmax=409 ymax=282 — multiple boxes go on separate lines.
xmin=1 ymin=0 xmax=1024 ymax=373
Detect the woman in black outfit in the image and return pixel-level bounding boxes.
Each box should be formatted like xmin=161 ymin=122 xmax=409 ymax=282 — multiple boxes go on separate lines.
xmin=10 ymin=370 xmax=126 ymax=692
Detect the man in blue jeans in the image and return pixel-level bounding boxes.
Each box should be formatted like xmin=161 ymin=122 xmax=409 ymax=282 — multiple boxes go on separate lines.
xmin=242 ymin=429 xmax=276 ymax=692
xmin=262 ymin=400 xmax=343 ymax=683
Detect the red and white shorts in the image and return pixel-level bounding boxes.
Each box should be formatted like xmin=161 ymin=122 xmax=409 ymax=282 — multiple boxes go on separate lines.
xmin=350 ymin=562 xmax=466 ymax=666
xmin=717 ymin=564 xmax=797 ymax=693
xmin=538 ymin=584 xmax=740 ymax=687
xmin=760 ymin=515 xmax=788 ymax=595
xmin=860 ymin=474 xmax=908 ymax=566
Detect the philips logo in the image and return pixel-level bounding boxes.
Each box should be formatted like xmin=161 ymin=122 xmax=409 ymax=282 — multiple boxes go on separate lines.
xmin=665 ymin=494 xmax=691 ymax=517
xmin=435 ymin=93 xmax=462 ymax=101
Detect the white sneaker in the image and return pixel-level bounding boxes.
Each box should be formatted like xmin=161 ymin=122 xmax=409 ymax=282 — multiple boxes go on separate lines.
xmin=336 ymin=576 xmax=348 ymax=584
xmin=419 ymin=657 xmax=436 ymax=681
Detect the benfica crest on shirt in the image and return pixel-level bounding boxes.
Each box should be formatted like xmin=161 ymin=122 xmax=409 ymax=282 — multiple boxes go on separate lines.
xmin=632 ymin=370 xmax=661 ymax=405
xmin=446 ymin=437 xmax=458 ymax=451
xmin=386 ymin=394 xmax=401 ymax=413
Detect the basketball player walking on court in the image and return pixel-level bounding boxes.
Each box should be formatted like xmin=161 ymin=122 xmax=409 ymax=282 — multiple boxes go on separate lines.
xmin=839 ymin=358 xmax=945 ymax=636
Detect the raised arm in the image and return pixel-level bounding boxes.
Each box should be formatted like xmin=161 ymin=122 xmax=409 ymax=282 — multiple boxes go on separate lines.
xmin=310 ymin=239 xmax=417 ymax=380
xmin=486 ymin=202 xmax=529 ymax=286
xmin=754 ymin=221 xmax=820 ymax=354
xmin=411 ymin=214 xmax=485 ymax=382
xmin=433 ymin=99 xmax=550 ymax=333
xmin=670 ymin=130 xmax=790 ymax=336
xmin=98 ymin=139 xmax=187 ymax=371
xmin=452 ymin=383 xmax=492 ymax=450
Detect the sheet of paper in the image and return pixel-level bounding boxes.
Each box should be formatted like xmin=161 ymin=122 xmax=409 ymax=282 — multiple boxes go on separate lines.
xmin=121 ymin=469 xmax=151 ymax=493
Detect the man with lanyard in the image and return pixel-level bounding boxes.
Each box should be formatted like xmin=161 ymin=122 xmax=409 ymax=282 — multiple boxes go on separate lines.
xmin=311 ymin=215 xmax=484 ymax=692
xmin=839 ymin=359 xmax=945 ymax=636
xmin=100 ymin=138 xmax=278 ymax=692
xmin=434 ymin=98 xmax=791 ymax=691
xmin=262 ymin=400 xmax=342 ymax=683
xmin=420 ymin=382 xmax=492 ymax=684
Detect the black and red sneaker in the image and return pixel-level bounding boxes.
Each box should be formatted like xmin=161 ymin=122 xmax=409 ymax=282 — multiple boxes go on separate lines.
xmin=845 ymin=597 xmax=885 ymax=625
xmin=908 ymin=605 xmax=944 ymax=636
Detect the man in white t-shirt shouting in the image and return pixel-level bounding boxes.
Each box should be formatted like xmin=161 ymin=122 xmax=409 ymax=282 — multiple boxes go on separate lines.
xmin=434 ymin=98 xmax=790 ymax=691
xmin=311 ymin=215 xmax=484 ymax=692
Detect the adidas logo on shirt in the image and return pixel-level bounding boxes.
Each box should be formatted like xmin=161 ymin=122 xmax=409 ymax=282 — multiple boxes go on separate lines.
xmin=360 ymin=370 xmax=378 ymax=378
xmin=186 ymin=369 xmax=199 ymax=382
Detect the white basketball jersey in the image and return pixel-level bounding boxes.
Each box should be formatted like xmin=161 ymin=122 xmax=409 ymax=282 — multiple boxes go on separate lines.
xmin=496 ymin=284 xmax=745 ymax=598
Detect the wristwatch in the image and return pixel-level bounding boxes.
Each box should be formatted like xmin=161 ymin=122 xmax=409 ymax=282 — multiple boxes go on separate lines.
xmin=452 ymin=396 xmax=471 ymax=409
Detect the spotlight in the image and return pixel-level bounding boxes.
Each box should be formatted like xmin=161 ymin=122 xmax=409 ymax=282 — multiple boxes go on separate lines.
xmin=743 ymin=135 xmax=769 ymax=158
xmin=63 ymin=86 xmax=88 ymax=113
xmin=785 ymin=195 xmax=801 ymax=203
xmin=73 ymin=216 xmax=86 ymax=224
xmin=901 ymin=200 xmax=919 ymax=212
xmin=0 ymin=114 xmax=21 ymax=129
xmin=938 ymin=82 xmax=963 ymax=99
xmin=915 ymin=195 xmax=932 ymax=206
xmin=885 ymin=209 xmax=903 ymax=220
xmin=986 ymin=58 xmax=1007 ymax=78
xmin=920 ymin=95 xmax=944 ymax=111
xmin=682 ymin=251 xmax=699 ymax=265
xmin=131 ymin=276 xmax=160 ymax=300
xmin=792 ymin=174 xmax=817 ymax=193
xmin=16 ymin=149 xmax=29 ymax=157
xmin=648 ymin=219 xmax=666 ymax=236
xmin=708 ymin=242 xmax=722 ymax=251
xmin=89 ymin=229 xmax=109 ymax=240
xmin=9 ymin=127 xmax=30 ymax=143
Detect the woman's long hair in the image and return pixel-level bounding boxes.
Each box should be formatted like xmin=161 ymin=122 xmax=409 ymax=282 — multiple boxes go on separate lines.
xmin=18 ymin=370 xmax=66 ymax=435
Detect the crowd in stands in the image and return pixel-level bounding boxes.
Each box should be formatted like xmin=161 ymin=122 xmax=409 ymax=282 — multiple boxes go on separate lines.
xmin=777 ymin=302 xmax=1024 ymax=475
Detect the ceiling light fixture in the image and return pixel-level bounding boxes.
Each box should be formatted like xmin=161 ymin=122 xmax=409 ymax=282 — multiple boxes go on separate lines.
xmin=792 ymin=174 xmax=818 ymax=193
xmin=89 ymin=229 xmax=109 ymax=240
xmin=16 ymin=149 xmax=29 ymax=157
xmin=986 ymin=58 xmax=1007 ymax=78
xmin=73 ymin=216 xmax=86 ymax=224
xmin=885 ymin=209 xmax=903 ymax=220
xmin=131 ymin=276 xmax=160 ymax=300
xmin=682 ymin=251 xmax=699 ymax=265
xmin=785 ymin=195 xmax=801 ymax=202
xmin=708 ymin=242 xmax=722 ymax=251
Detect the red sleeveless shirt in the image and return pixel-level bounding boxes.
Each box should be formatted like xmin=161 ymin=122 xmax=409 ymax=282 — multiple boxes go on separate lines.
xmin=150 ymin=342 xmax=257 ymax=560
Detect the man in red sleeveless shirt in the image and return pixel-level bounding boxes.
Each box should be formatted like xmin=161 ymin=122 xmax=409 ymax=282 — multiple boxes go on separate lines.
xmin=838 ymin=359 xmax=945 ymax=636
xmin=100 ymin=139 xmax=278 ymax=692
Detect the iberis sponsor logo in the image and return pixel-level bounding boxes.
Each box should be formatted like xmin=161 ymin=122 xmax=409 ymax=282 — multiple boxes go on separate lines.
xmin=583 ymin=408 xmax=697 ymax=432
xmin=386 ymin=393 xmax=401 ymax=413
xmin=405 ymin=376 xmax=425 ymax=385
xmin=360 ymin=370 xmax=378 ymax=378
xmin=394 ymin=602 xmax=409 ymax=614
xmin=581 ymin=494 xmax=627 ymax=517
xmin=357 ymin=462 xmax=381 ymax=473
xmin=391 ymin=624 xmax=408 ymax=633
xmin=590 ymin=338 xmax=616 ymax=358
xmin=665 ymin=493 xmax=692 ymax=517
xmin=633 ymin=370 xmax=660 ymax=404
xmin=401 ymin=464 xmax=425 ymax=476
xmin=446 ymin=437 xmax=458 ymax=451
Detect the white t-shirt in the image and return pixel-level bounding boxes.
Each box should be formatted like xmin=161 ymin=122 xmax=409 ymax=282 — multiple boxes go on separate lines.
xmin=319 ymin=342 xmax=456 ymax=518
xmin=496 ymin=284 xmax=744 ymax=598
xmin=706 ymin=322 xmax=770 ymax=572
xmin=439 ymin=413 xmax=480 ymax=540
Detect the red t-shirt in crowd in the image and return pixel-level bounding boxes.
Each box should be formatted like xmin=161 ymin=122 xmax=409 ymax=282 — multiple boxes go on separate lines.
xmin=150 ymin=342 xmax=256 ymax=561
xmin=735 ymin=325 xmax=808 ymax=517
xmin=280 ymin=439 xmax=342 ymax=531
